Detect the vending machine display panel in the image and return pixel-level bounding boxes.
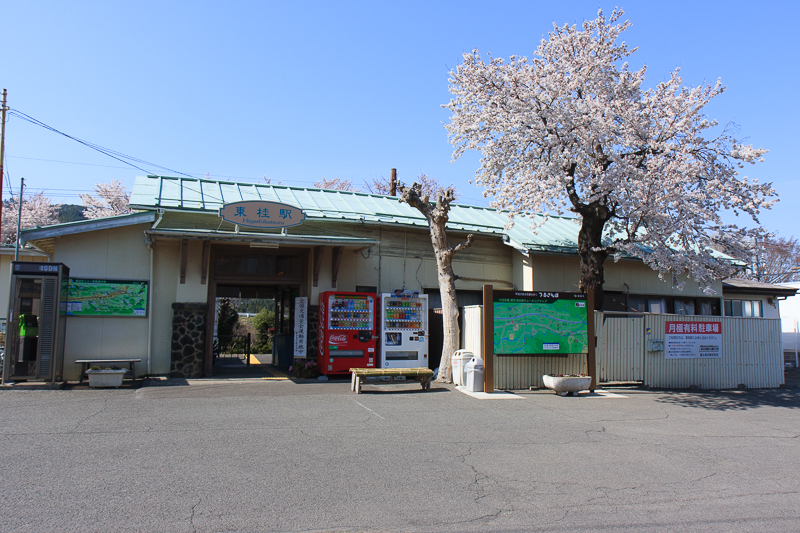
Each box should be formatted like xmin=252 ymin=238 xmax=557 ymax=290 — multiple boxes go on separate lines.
xmin=378 ymin=294 xmax=429 ymax=369
xmin=318 ymin=291 xmax=377 ymax=375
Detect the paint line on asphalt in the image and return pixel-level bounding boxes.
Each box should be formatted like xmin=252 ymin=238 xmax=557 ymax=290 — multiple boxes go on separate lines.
xmin=352 ymin=399 xmax=386 ymax=419
xmin=579 ymin=390 xmax=629 ymax=398
xmin=455 ymin=386 xmax=525 ymax=400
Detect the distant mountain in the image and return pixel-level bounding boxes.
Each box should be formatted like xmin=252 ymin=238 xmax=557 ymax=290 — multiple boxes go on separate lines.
xmin=58 ymin=204 xmax=87 ymax=223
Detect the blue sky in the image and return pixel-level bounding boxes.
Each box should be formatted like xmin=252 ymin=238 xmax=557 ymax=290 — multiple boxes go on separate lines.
xmin=3 ymin=0 xmax=798 ymax=239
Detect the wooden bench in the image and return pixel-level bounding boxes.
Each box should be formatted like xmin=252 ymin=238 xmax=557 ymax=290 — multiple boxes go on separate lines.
xmin=350 ymin=367 xmax=434 ymax=394
xmin=75 ymin=359 xmax=142 ymax=383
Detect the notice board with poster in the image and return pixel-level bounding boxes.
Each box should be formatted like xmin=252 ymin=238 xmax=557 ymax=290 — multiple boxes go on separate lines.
xmin=493 ymin=290 xmax=589 ymax=356
xmin=67 ymin=279 xmax=149 ymax=317
xmin=294 ymin=297 xmax=308 ymax=358
xmin=664 ymin=321 xmax=722 ymax=359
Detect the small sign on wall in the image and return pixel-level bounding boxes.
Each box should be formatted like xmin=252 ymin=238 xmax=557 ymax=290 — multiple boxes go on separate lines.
xmin=664 ymin=321 xmax=722 ymax=359
xmin=294 ymin=297 xmax=308 ymax=358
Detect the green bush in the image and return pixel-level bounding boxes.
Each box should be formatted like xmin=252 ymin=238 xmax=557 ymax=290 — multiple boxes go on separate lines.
xmin=252 ymin=308 xmax=275 ymax=352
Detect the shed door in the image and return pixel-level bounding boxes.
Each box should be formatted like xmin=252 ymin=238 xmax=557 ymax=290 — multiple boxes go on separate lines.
xmin=597 ymin=315 xmax=644 ymax=382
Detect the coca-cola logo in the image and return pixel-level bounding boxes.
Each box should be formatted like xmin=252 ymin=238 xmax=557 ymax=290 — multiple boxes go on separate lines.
xmin=328 ymin=334 xmax=348 ymax=344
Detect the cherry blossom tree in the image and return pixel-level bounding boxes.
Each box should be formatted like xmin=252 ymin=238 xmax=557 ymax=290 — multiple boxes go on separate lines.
xmin=80 ymin=179 xmax=131 ymax=219
xmin=1 ymin=192 xmax=60 ymax=244
xmin=444 ymin=9 xmax=776 ymax=308
xmin=363 ymin=176 xmax=392 ymax=195
xmin=399 ymin=181 xmax=472 ymax=383
xmin=364 ymin=172 xmax=458 ymax=199
xmin=735 ymin=236 xmax=800 ymax=283
xmin=313 ymin=178 xmax=357 ymax=191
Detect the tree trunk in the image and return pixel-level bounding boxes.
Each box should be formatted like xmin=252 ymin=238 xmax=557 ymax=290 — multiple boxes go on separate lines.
xmin=576 ymin=208 xmax=610 ymax=311
xmin=398 ymin=183 xmax=473 ymax=383
xmin=435 ymin=249 xmax=460 ymax=384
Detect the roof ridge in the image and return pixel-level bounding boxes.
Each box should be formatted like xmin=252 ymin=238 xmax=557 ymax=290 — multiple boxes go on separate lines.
xmin=139 ymin=175 xmax=580 ymax=221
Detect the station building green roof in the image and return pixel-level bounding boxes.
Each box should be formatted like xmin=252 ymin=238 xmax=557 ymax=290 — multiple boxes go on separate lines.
xmin=129 ymin=175 xmax=583 ymax=254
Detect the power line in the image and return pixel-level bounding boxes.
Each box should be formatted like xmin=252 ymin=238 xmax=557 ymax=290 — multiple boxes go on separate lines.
xmin=7 ymin=108 xmax=195 ymax=178
xmin=8 ymin=155 xmax=135 ymax=170
xmin=6 ymin=154 xmax=321 ymax=185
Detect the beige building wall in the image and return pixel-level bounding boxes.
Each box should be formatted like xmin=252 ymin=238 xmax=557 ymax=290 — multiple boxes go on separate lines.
xmin=175 ymin=239 xmax=209 ymax=303
xmin=151 ymin=240 xmax=181 ymax=374
xmin=309 ymin=227 xmax=515 ymax=301
xmin=49 ymin=224 xmax=153 ymax=380
xmin=528 ymin=254 xmax=724 ymax=297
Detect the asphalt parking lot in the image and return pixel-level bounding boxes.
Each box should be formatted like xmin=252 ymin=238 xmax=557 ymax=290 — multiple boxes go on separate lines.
xmin=1 ymin=375 xmax=799 ymax=533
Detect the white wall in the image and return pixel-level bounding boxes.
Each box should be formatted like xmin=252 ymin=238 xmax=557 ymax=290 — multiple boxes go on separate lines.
xmin=723 ymin=292 xmax=781 ymax=320
xmin=779 ymin=282 xmax=800 ymax=333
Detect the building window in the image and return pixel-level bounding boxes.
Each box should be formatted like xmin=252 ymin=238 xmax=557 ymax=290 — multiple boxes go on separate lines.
xmin=724 ymin=299 xmax=762 ymax=317
xmin=674 ymin=299 xmax=695 ymax=316
xmin=648 ymin=298 xmax=668 ymax=314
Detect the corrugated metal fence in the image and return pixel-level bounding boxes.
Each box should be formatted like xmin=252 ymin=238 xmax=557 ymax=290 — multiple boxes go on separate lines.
xmin=641 ymin=314 xmax=783 ymax=389
xmin=596 ymin=314 xmax=644 ymax=382
xmin=462 ymin=305 xmax=784 ymax=390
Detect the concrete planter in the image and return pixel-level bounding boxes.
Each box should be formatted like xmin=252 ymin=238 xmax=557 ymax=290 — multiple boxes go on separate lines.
xmin=543 ymin=374 xmax=591 ymax=396
xmin=86 ymin=369 xmax=126 ymax=388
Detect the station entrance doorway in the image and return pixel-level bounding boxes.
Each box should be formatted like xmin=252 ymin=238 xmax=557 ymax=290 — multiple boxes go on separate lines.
xmin=204 ymin=246 xmax=308 ymax=377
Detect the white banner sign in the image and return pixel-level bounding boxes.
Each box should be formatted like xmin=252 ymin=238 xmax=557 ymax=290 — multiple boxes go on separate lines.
xmin=294 ymin=297 xmax=308 ymax=358
xmin=665 ymin=321 xmax=722 ymax=359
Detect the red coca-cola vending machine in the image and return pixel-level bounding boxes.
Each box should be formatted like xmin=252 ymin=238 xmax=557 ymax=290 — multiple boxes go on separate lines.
xmin=318 ymin=291 xmax=377 ymax=375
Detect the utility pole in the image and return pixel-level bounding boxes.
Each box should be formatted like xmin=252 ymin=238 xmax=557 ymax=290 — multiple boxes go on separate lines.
xmin=390 ymin=168 xmax=397 ymax=196
xmin=14 ymin=177 xmax=23 ymax=261
xmin=0 ymin=89 xmax=7 ymax=238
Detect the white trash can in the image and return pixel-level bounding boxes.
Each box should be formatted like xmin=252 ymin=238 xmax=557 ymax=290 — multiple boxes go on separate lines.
xmin=465 ymin=356 xmax=485 ymax=393
xmin=451 ymin=350 xmax=473 ymax=386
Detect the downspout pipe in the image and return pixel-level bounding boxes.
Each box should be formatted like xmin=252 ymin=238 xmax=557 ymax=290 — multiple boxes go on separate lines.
xmin=147 ymin=243 xmax=153 ymax=376
xmin=144 ymin=211 xmax=162 ymax=376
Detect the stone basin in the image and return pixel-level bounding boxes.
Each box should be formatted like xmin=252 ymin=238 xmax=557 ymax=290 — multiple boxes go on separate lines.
xmin=542 ymin=374 xmax=592 ymax=396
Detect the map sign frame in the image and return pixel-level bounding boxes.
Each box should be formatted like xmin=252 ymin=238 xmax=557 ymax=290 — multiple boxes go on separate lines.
xmin=492 ymin=290 xmax=589 ymax=356
xmin=67 ymin=279 xmax=149 ymax=317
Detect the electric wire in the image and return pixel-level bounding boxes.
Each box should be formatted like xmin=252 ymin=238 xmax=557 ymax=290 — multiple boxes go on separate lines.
xmin=7 ymin=108 xmax=195 ymax=178
xmin=4 ymin=110 xmax=483 ymax=208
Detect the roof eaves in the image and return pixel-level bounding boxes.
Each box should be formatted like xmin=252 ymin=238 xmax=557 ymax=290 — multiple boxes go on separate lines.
xmin=20 ymin=211 xmax=157 ymax=243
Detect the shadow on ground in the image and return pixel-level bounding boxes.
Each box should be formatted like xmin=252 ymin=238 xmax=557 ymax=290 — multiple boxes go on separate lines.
xmin=653 ymin=369 xmax=800 ymax=411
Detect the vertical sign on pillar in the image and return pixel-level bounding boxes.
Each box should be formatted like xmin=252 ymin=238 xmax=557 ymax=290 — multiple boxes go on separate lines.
xmin=294 ymin=297 xmax=308 ymax=358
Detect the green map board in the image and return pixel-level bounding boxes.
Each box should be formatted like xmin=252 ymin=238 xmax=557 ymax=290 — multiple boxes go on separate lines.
xmin=493 ymin=291 xmax=588 ymax=355
xmin=67 ymin=279 xmax=149 ymax=317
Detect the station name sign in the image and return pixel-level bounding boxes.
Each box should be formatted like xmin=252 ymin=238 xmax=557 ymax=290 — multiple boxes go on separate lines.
xmin=219 ymin=200 xmax=306 ymax=229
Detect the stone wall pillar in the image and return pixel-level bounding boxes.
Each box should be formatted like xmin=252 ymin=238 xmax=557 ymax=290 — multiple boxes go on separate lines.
xmin=171 ymin=303 xmax=208 ymax=378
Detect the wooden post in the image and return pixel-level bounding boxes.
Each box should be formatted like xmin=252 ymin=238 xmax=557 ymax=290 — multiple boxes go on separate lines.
xmin=180 ymin=239 xmax=188 ymax=284
xmin=390 ymin=168 xmax=397 ymax=196
xmin=483 ymin=284 xmax=494 ymax=393
xmin=200 ymin=241 xmax=210 ymax=284
xmin=587 ymin=289 xmax=597 ymax=392
xmin=312 ymin=246 xmax=324 ymax=287
xmin=331 ymin=246 xmax=343 ymax=288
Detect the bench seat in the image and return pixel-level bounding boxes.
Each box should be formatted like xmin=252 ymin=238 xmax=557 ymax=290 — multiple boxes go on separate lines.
xmin=349 ymin=367 xmax=433 ymax=393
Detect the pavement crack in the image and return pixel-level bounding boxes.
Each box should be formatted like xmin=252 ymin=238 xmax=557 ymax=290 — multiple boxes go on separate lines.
xmin=189 ymin=498 xmax=201 ymax=532
xmin=73 ymin=399 xmax=110 ymax=429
